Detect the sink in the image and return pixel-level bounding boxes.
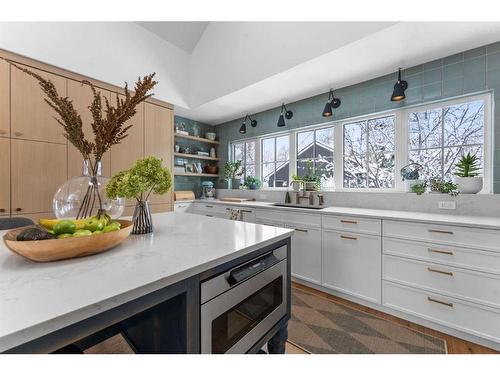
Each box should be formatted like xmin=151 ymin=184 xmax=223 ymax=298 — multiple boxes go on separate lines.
xmin=272 ymin=203 xmax=326 ymax=210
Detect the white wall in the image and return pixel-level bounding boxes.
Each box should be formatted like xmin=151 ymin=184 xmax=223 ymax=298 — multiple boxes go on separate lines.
xmin=0 ymin=22 xmax=190 ymax=107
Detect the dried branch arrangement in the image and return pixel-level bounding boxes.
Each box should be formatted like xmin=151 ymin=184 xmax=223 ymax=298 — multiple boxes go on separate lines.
xmin=9 ymin=61 xmax=158 ymax=219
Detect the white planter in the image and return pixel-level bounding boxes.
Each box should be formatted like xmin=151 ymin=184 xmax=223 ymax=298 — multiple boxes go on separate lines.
xmin=453 ymin=176 xmax=483 ymax=194
xmin=404 ymin=179 xmax=424 ymax=193
xmin=291 ymin=181 xmax=302 ymax=192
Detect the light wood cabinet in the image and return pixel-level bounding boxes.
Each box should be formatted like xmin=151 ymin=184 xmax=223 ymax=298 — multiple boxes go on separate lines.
xmin=67 ymin=79 xmax=112 ymax=178
xmin=144 ymin=103 xmax=173 ymax=205
xmin=11 ymin=65 xmax=67 ymax=144
xmin=11 ymin=139 xmax=67 ymax=214
xmin=0 ymin=138 xmax=10 ymax=215
xmin=0 ymin=60 xmax=9 ymax=138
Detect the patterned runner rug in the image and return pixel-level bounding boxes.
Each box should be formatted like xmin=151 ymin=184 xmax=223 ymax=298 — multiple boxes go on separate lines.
xmin=288 ymin=287 xmax=447 ymax=354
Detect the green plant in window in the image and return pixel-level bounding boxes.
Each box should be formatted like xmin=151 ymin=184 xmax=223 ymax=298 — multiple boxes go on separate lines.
xmin=429 ymin=178 xmax=459 ymax=196
xmin=301 ymin=159 xmax=321 ymax=191
xmin=454 ymin=152 xmax=481 ymax=177
xmin=243 ymin=176 xmax=261 ymax=190
xmin=411 ymin=181 xmax=428 ymax=195
xmin=223 ymin=160 xmax=245 ymax=180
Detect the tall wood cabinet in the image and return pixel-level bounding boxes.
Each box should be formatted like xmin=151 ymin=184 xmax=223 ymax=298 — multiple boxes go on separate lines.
xmin=0 ymin=49 xmax=174 ymax=221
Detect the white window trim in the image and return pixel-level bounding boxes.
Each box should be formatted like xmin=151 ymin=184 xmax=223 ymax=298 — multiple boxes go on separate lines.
xmin=229 ymin=92 xmax=493 ymax=193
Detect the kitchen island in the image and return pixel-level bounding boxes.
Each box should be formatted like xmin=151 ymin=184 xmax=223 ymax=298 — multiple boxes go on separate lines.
xmin=0 ymin=212 xmax=294 ymax=354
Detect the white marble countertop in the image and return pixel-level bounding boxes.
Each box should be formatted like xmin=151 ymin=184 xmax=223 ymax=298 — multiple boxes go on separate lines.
xmin=192 ymin=199 xmax=500 ymax=230
xmin=0 ymin=212 xmax=293 ymax=352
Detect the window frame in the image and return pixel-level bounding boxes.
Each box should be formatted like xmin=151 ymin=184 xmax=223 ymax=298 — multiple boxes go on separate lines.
xmin=228 ymin=92 xmax=492 ymax=193
xmin=231 ymin=139 xmax=258 ymax=180
xmin=261 ymin=134 xmax=291 ymax=188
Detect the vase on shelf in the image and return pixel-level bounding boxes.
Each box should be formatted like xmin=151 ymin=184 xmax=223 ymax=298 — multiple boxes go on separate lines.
xmin=53 ymin=160 xmax=125 ymax=220
xmin=132 ymin=200 xmax=153 ymax=234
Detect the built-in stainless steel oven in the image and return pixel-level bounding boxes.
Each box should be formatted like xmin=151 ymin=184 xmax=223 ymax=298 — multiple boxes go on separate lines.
xmin=200 ymin=245 xmax=288 ymax=354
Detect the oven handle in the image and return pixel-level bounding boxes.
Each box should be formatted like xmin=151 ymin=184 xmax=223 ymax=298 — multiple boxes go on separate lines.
xmin=227 ymin=252 xmax=280 ymax=286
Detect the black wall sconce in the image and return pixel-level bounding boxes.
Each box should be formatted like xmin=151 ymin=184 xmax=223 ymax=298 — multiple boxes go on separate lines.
xmin=322 ymin=89 xmax=341 ymax=117
xmin=277 ymin=103 xmax=293 ymax=127
xmin=391 ymin=68 xmax=408 ymax=102
xmin=239 ymin=113 xmax=258 ymax=134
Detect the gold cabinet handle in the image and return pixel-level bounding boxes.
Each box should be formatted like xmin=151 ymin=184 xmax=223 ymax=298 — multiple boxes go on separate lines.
xmin=340 ymin=235 xmax=357 ymax=240
xmin=15 ymin=208 xmax=22 ymax=212
xmin=241 ymin=209 xmax=252 ymax=213
xmin=294 ymin=228 xmax=308 ymax=233
xmin=205 ymin=205 xmax=213 ymax=208
xmin=428 ymin=229 xmax=454 ymax=235
xmin=205 ymin=214 xmax=213 ymax=217
xmin=427 ymin=267 xmax=453 ymax=276
xmin=340 ymin=219 xmax=357 ymax=224
xmin=428 ymin=248 xmax=454 ymax=256
xmin=427 ymin=296 xmax=453 ymax=308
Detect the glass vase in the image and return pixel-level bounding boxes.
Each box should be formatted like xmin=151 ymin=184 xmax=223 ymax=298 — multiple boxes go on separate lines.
xmin=53 ymin=160 xmax=125 ymax=220
xmin=132 ymin=201 xmax=153 ymax=234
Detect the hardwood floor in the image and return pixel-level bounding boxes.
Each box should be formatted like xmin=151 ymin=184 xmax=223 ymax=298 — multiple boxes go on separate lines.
xmin=291 ymin=281 xmax=498 ymax=354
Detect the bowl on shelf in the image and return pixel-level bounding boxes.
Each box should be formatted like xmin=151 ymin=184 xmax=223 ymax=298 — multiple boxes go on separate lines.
xmin=205 ymin=165 xmax=219 ymax=174
xmin=205 ymin=132 xmax=217 ymax=141
xmin=3 ymin=220 xmax=133 ymax=262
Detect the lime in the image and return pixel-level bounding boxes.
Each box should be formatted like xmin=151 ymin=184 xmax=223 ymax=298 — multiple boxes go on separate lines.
xmin=103 ymin=224 xmax=120 ymax=233
xmin=73 ymin=229 xmax=92 ymax=237
xmin=54 ymin=220 xmax=77 ymax=235
xmin=57 ymin=233 xmax=73 ymax=239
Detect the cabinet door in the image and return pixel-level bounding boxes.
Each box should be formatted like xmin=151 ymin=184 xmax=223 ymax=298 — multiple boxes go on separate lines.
xmin=0 ymin=60 xmax=9 ymax=138
xmin=0 ymin=138 xmax=10 ymax=215
xmin=11 ymin=139 xmax=67 ymax=214
xmin=322 ymin=229 xmax=382 ymax=303
xmin=144 ymin=103 xmax=173 ymax=205
xmin=67 ymin=80 xmax=112 ymax=178
xmin=287 ymin=225 xmax=322 ymax=285
xmin=11 ymin=65 xmax=67 ymax=144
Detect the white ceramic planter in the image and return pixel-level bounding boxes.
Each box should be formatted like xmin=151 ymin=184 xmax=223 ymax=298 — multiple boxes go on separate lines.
xmin=453 ymin=176 xmax=483 ymax=194
xmin=404 ymin=179 xmax=424 ymax=193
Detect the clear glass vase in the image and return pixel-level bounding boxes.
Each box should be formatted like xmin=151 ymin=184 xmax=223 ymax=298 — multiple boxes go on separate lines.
xmin=53 ymin=160 xmax=125 ymax=220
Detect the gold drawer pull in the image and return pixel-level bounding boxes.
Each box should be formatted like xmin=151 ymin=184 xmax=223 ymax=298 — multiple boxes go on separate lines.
xmin=205 ymin=214 xmax=213 ymax=217
xmin=340 ymin=219 xmax=357 ymax=224
xmin=340 ymin=235 xmax=357 ymax=240
xmin=294 ymin=228 xmax=308 ymax=233
xmin=241 ymin=209 xmax=252 ymax=213
xmin=428 ymin=229 xmax=454 ymax=235
xmin=205 ymin=205 xmax=213 ymax=208
xmin=428 ymin=248 xmax=454 ymax=256
xmin=427 ymin=267 xmax=453 ymax=276
xmin=427 ymin=296 xmax=453 ymax=308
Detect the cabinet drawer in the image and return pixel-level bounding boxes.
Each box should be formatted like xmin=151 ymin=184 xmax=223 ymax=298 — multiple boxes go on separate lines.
xmin=384 ymin=255 xmax=500 ymax=309
xmin=323 ymin=215 xmax=381 ymax=235
xmin=255 ymin=209 xmax=284 ymax=223
xmin=383 ymin=238 xmax=500 ymax=275
xmin=383 ymin=220 xmax=500 ymax=252
xmin=193 ymin=202 xmax=226 ymax=215
xmin=323 ymin=229 xmax=381 ymax=303
xmin=383 ymin=281 xmax=500 ymax=343
xmin=174 ymin=202 xmax=193 ymax=213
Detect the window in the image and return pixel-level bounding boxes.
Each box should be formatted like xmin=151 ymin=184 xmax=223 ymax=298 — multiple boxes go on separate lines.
xmin=343 ymin=115 xmax=395 ymax=188
xmin=261 ymin=135 xmax=289 ymax=187
xmin=296 ymin=127 xmax=335 ymax=189
xmin=408 ymin=99 xmax=485 ymax=180
xmin=232 ymin=140 xmax=256 ymax=178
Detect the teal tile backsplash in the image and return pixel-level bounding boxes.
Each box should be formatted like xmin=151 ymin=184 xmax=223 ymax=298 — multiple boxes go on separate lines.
xmin=215 ymin=41 xmax=500 ymax=192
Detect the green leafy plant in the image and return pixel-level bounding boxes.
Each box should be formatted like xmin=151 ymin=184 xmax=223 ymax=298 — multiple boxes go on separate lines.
xmin=301 ymin=160 xmax=321 ymax=191
xmin=429 ymin=178 xmax=459 ymax=196
xmin=243 ymin=176 xmax=261 ymax=189
xmin=411 ymin=181 xmax=428 ymax=195
xmin=106 ymin=157 xmax=172 ymax=202
xmin=291 ymin=174 xmax=301 ymax=181
xmin=223 ymin=160 xmax=245 ymax=180
xmin=454 ymin=152 xmax=481 ymax=177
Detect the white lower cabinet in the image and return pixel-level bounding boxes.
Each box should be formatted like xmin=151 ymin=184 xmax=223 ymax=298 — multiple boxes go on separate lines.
xmin=287 ymin=225 xmax=322 ymax=285
xmin=322 ymin=229 xmax=382 ymax=304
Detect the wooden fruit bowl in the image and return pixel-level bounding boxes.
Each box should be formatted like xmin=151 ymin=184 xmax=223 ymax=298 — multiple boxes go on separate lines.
xmin=3 ymin=220 xmax=133 ymax=262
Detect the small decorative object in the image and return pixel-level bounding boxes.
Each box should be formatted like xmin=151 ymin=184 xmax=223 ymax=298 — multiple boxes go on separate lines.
xmin=205 ymin=132 xmax=217 ymax=141
xmin=210 ymin=147 xmax=216 ymax=158
xmin=400 ymin=162 xmax=424 ymax=193
xmin=13 ymin=63 xmax=158 ymax=221
xmin=175 ymin=144 xmax=180 ymax=152
xmin=194 ymin=162 xmax=203 ymax=174
xmin=429 ymin=178 xmax=459 ymax=196
xmin=243 ymin=176 xmax=261 ymax=190
xmin=185 ymin=163 xmax=195 ymax=173
xmin=290 ymin=174 xmax=303 ymax=192
xmin=224 ymin=160 xmax=244 ymax=189
xmin=205 ymin=165 xmax=218 ymax=174
xmin=301 ymin=160 xmax=321 ymax=191
xmin=411 ymin=181 xmax=428 ymax=195
xmin=453 ymin=152 xmax=483 ymax=194
xmin=192 ymin=124 xmax=200 ymax=137
xmin=106 ymin=157 xmax=172 ymax=235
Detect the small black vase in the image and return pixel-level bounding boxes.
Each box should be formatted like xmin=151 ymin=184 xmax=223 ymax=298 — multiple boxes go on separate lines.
xmin=132 ymin=201 xmax=153 ymax=234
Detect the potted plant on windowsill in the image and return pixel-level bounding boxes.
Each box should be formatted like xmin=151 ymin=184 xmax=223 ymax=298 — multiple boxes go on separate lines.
xmin=223 ymin=160 xmax=245 ymax=190
xmin=243 ymin=176 xmax=261 ymax=190
xmin=302 ymin=160 xmax=321 ymax=191
xmin=290 ymin=174 xmax=303 ymax=192
xmin=429 ymin=177 xmax=459 ymax=196
xmin=453 ymin=152 xmax=483 ymax=194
